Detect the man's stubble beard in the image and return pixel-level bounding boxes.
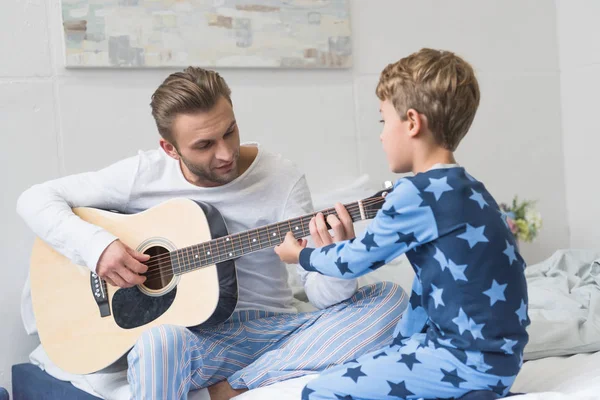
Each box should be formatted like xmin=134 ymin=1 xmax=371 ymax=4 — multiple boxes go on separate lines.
xmin=180 ymin=150 xmax=240 ymax=186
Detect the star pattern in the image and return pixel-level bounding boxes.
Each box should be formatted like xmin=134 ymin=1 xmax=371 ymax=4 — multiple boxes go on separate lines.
xmin=465 ymin=350 xmax=493 ymax=373
xmin=447 ymin=259 xmax=468 ymax=281
xmin=469 ymin=189 xmax=489 ymax=209
xmin=335 ymin=257 xmax=352 ymax=275
xmin=361 ymin=232 xmax=379 ymax=252
xmin=499 ymin=210 xmax=511 ymax=230
xmin=434 ymin=247 xmax=448 ymax=270
xmin=430 ymin=284 xmax=445 ymax=308
xmin=301 ymin=386 xmax=315 ymax=400
xmin=483 ymin=280 xmax=507 ymax=306
xmin=501 ymin=338 xmax=518 ymax=354
xmin=424 ymin=177 xmax=454 ymax=200
xmin=409 ymin=291 xmax=421 ymax=311
xmin=488 ymin=379 xmax=508 ymax=395
xmin=396 ymin=231 xmax=418 ymax=247
xmin=503 ymin=240 xmax=517 ymax=265
xmin=383 ymin=205 xmax=400 ymax=219
xmin=342 ymin=366 xmax=367 ymax=383
xmin=373 ymin=352 xmax=387 ymax=359
xmin=413 ymin=264 xmax=422 ymax=277
xmin=457 ymin=224 xmax=489 ymax=248
xmin=397 ymin=353 xmax=421 ymax=371
xmin=441 ymin=368 xmax=466 ymax=388
xmin=516 ymin=300 xmax=528 ymax=325
xmin=452 ymin=308 xmax=471 ymax=335
xmin=452 ymin=308 xmax=485 ymax=340
xmin=469 ymin=317 xmax=486 ymax=340
xmin=391 ymin=335 xmax=405 ymax=348
xmin=321 ymin=243 xmax=336 ymax=255
xmin=335 ymin=395 xmax=354 ymax=400
xmin=387 ymin=381 xmax=414 ymax=398
xmin=369 ymin=260 xmax=386 ymax=271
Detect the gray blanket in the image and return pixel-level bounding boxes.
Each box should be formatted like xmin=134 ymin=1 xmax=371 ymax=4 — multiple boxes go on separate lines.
xmin=523 ymin=249 xmax=600 ymax=360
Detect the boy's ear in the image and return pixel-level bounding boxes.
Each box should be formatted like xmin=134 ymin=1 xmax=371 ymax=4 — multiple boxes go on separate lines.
xmin=406 ymin=108 xmax=424 ymax=138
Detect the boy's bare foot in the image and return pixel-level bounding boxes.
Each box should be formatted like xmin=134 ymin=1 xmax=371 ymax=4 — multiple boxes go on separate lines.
xmin=208 ymin=380 xmax=247 ymax=400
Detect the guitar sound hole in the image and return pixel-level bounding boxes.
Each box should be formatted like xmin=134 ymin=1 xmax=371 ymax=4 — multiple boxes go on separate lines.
xmin=143 ymin=246 xmax=173 ymax=291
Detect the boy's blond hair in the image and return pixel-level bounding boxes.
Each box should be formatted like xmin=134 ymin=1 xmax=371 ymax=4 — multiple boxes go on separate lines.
xmin=150 ymin=67 xmax=232 ymax=144
xmin=376 ymin=48 xmax=480 ymax=151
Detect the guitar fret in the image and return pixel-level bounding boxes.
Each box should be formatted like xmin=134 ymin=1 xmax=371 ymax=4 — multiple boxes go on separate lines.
xmin=171 ymin=252 xmax=179 ymax=275
xmin=236 ymin=233 xmax=243 ymax=258
xmin=176 ymin=249 xmax=183 ymax=274
xmin=182 ymin=248 xmax=189 ymax=273
xmin=188 ymin=247 xmax=194 ymax=273
xmin=216 ymin=237 xmax=224 ymax=263
xmin=225 ymin=236 xmax=233 ymax=258
xmin=186 ymin=247 xmax=192 ymax=273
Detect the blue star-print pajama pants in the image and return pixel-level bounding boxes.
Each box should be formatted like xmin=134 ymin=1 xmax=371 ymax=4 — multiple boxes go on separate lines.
xmin=302 ymin=334 xmax=516 ymax=400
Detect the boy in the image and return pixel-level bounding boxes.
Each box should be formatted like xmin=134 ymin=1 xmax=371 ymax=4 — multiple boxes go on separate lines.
xmin=275 ymin=48 xmax=529 ymax=399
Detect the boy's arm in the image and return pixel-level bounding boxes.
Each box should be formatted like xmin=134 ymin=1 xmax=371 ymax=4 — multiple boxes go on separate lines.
xmin=16 ymin=155 xmax=141 ymax=274
xmin=299 ymin=178 xmax=439 ymax=279
xmin=282 ymin=176 xmax=358 ymax=309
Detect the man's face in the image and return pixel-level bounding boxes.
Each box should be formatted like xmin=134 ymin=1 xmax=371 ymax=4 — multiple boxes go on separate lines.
xmin=167 ymin=96 xmax=241 ymax=187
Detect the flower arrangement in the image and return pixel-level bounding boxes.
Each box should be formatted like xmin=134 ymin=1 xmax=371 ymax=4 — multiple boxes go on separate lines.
xmin=499 ymin=196 xmax=543 ymax=243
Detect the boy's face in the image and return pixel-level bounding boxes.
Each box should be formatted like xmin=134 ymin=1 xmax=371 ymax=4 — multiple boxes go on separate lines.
xmin=379 ymin=99 xmax=414 ymax=174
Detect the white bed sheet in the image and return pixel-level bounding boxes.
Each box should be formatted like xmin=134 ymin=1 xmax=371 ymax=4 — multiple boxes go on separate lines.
xmin=233 ymin=350 xmax=600 ymax=400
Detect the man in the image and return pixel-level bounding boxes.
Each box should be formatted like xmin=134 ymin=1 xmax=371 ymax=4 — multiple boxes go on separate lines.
xmin=17 ymin=67 xmax=406 ymax=400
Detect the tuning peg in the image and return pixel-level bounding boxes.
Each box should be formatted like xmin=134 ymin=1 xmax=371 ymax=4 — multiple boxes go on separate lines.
xmin=383 ymin=180 xmax=393 ymax=189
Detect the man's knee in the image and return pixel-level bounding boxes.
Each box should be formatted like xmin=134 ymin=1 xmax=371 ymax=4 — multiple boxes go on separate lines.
xmin=357 ymin=281 xmax=407 ymax=308
xmin=129 ymin=324 xmax=189 ymax=364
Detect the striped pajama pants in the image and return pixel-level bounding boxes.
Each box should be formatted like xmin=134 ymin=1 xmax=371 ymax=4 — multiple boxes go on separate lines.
xmin=127 ymin=282 xmax=407 ymax=399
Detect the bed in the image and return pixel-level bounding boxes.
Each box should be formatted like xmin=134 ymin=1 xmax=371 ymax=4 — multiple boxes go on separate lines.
xmin=13 ymin=176 xmax=600 ymax=400
xmin=12 ymin=350 xmax=600 ymax=399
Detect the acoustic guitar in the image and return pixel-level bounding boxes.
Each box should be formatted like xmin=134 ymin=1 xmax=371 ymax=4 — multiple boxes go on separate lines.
xmin=29 ymin=189 xmax=389 ymax=374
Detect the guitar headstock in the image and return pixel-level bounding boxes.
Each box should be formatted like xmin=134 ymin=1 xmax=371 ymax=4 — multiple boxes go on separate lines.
xmin=362 ymin=181 xmax=394 ymax=219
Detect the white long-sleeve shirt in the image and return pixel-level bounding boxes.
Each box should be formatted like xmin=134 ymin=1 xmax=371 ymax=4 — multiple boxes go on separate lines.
xmin=17 ymin=143 xmax=357 ymax=332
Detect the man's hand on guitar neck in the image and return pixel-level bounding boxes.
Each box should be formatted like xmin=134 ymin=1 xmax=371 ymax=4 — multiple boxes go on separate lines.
xmin=96 ymin=240 xmax=150 ymax=288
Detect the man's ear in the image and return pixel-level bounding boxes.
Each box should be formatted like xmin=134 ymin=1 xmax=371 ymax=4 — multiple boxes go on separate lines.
xmin=405 ymin=108 xmax=424 ymax=138
xmin=159 ymin=138 xmax=180 ymax=160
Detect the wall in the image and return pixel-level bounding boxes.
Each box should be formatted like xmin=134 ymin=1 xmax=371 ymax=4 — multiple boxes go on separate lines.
xmin=351 ymin=0 xmax=568 ymax=264
xmin=0 ymin=0 xmax=568 ymax=394
xmin=556 ymin=0 xmax=600 ymax=249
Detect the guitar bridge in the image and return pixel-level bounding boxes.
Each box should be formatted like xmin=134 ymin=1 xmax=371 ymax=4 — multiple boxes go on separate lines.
xmin=90 ymin=273 xmax=111 ymax=317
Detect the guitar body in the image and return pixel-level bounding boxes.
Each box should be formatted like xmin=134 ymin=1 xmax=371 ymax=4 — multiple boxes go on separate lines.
xmin=29 ymin=198 xmax=237 ymax=375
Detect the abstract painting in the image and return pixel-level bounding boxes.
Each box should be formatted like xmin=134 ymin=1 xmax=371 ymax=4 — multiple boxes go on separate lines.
xmin=60 ymin=0 xmax=352 ymax=68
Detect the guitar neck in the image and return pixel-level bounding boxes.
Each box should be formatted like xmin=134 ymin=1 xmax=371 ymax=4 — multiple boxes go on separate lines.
xmin=170 ymin=200 xmax=367 ymax=275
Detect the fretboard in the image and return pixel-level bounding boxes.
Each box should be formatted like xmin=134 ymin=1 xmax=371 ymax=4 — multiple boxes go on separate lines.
xmin=170 ymin=200 xmax=365 ymax=275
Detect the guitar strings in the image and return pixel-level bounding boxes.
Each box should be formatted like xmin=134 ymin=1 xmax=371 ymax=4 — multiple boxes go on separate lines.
xmin=140 ymin=196 xmax=387 ymax=273
xmin=139 ymin=196 xmax=386 ymax=271
xmin=116 ymin=196 xmax=387 ymax=283
xmin=139 ymin=197 xmax=387 ymax=283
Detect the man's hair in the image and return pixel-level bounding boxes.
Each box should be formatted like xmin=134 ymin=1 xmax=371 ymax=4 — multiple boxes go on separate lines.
xmin=376 ymin=48 xmax=480 ymax=151
xmin=150 ymin=67 xmax=232 ymax=143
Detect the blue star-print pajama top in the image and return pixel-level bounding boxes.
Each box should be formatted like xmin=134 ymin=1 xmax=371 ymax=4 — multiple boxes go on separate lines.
xmin=299 ymin=167 xmax=530 ymax=400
